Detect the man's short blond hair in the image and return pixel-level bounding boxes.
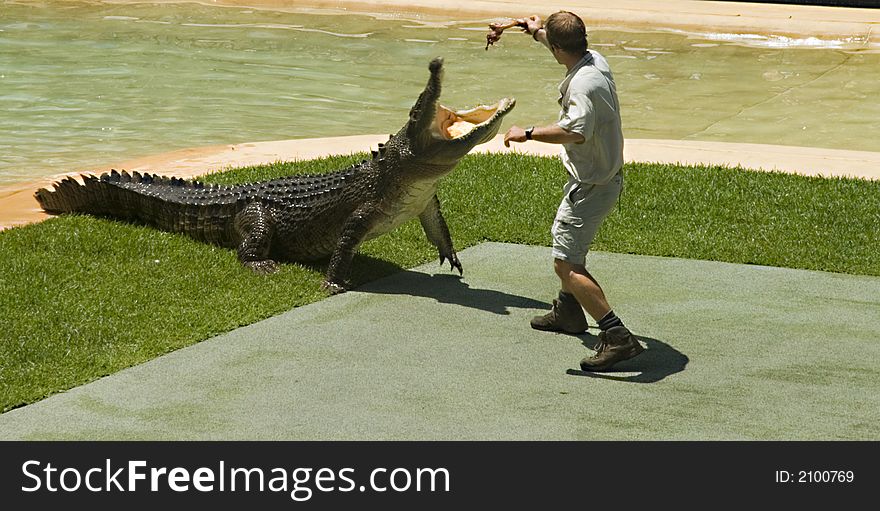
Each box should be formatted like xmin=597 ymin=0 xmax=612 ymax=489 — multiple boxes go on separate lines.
xmin=546 ymin=11 xmax=587 ymax=55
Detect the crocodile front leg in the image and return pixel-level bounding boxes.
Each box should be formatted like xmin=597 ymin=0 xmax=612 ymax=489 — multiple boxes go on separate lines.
xmin=234 ymin=201 xmax=279 ymax=274
xmin=419 ymin=194 xmax=462 ymax=274
xmin=323 ymin=203 xmax=381 ymax=294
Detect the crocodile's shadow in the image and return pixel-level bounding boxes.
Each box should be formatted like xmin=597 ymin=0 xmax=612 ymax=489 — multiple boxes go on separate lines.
xmin=564 ymin=332 xmax=689 ymax=383
xmin=358 ymin=270 xmax=550 ymax=315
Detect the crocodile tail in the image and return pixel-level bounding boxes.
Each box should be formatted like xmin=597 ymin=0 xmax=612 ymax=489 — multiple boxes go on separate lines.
xmin=35 ymin=170 xmax=186 ymax=222
xmin=35 ymin=170 xmax=241 ymax=247
xmin=36 ymin=173 xmax=97 ymax=215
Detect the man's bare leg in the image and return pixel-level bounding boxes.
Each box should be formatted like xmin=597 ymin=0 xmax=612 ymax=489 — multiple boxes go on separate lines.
xmin=553 ymin=258 xmax=644 ymax=371
xmin=554 ymin=258 xmax=611 ymax=322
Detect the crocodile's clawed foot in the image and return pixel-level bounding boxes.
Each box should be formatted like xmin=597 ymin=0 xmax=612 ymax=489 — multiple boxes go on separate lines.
xmin=440 ymin=253 xmax=463 ymax=275
xmin=244 ymin=259 xmax=279 ymax=274
xmin=321 ymin=280 xmax=348 ymax=295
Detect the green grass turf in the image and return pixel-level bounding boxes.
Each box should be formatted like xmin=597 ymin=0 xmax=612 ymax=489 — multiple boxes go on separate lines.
xmin=1 ymin=153 xmax=878 ymax=411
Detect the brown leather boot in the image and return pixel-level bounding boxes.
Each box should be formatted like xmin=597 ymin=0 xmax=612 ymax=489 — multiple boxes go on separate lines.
xmin=530 ymin=294 xmax=588 ymax=334
xmin=580 ymin=326 xmax=644 ymax=371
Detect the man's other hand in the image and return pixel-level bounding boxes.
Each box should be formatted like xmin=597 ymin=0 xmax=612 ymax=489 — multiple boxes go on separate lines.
xmin=504 ymin=126 xmax=527 ymax=147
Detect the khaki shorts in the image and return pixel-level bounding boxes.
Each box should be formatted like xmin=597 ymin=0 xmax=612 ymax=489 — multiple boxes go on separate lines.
xmin=551 ymin=172 xmax=622 ymax=265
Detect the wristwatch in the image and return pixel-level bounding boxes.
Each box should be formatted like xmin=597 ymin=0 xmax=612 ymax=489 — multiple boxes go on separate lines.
xmin=525 ymin=126 xmax=534 ymax=140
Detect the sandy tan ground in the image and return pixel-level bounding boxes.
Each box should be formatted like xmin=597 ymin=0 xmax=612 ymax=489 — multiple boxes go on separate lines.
xmin=117 ymin=0 xmax=880 ymax=41
xmin=3 ymin=0 xmax=879 ymax=230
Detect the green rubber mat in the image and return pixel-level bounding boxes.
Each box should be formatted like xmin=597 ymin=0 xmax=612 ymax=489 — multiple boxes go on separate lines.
xmin=2 ymin=242 xmax=878 ymax=440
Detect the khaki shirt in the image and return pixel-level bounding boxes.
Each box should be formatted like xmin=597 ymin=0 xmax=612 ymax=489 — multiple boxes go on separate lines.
xmin=557 ymin=50 xmax=624 ymax=185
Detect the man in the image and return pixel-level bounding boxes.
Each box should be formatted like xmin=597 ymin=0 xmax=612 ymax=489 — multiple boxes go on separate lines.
xmin=503 ymin=11 xmax=643 ymax=371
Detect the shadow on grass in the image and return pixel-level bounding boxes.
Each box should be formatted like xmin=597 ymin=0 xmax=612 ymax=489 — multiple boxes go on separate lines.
xmin=360 ymin=271 xmax=550 ymax=315
xmin=565 ymin=333 xmax=689 ymax=383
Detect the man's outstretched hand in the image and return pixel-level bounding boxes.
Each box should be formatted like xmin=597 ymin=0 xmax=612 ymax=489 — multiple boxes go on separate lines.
xmin=524 ymin=15 xmax=543 ymax=38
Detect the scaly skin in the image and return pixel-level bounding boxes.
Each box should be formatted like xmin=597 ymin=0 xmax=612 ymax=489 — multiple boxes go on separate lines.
xmin=35 ymin=58 xmax=516 ymax=293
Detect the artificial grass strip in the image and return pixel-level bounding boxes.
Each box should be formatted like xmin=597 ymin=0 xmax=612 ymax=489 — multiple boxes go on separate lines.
xmin=1 ymin=153 xmax=877 ymax=411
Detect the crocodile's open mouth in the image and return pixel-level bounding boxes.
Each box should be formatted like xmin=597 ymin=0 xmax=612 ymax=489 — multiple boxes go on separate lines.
xmin=434 ymin=97 xmax=515 ymax=141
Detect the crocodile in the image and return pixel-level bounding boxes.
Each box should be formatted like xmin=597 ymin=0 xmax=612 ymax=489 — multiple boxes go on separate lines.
xmin=35 ymin=57 xmax=515 ymax=293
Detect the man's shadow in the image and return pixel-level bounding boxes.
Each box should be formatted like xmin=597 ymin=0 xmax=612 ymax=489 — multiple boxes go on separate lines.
xmin=564 ymin=332 xmax=689 ymax=383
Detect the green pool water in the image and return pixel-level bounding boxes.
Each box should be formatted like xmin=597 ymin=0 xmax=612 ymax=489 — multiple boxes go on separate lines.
xmin=1 ymin=0 xmax=878 ymax=186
